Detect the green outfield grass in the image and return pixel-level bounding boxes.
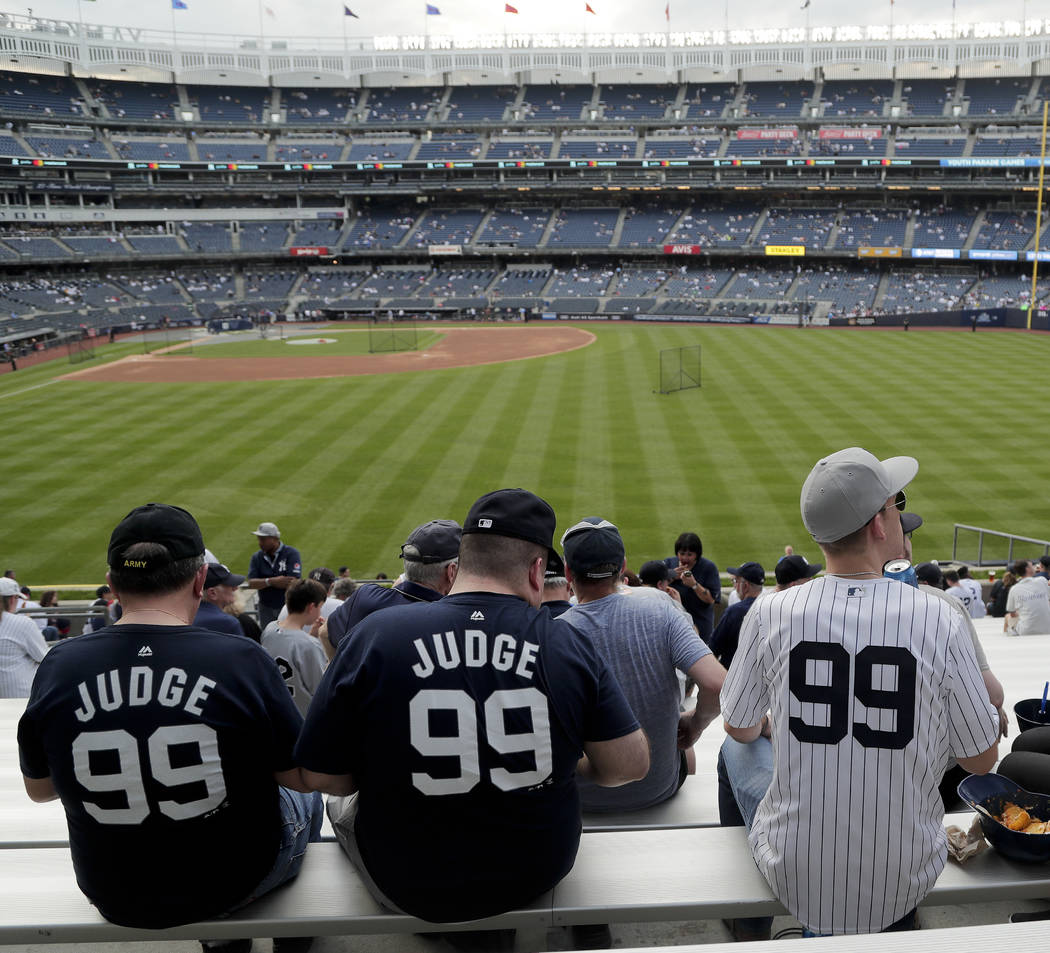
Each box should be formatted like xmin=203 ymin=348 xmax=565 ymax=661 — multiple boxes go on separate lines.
xmin=3 ymin=324 xmax=1048 ymax=588
xmin=187 ymin=327 xmax=444 ymax=359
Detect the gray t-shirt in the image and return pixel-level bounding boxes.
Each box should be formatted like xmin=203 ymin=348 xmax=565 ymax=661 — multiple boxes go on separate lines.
xmin=561 ymin=592 xmax=709 ymax=812
xmin=261 ymin=622 xmax=327 ymax=717
xmin=1006 ymin=576 xmax=1050 ymax=635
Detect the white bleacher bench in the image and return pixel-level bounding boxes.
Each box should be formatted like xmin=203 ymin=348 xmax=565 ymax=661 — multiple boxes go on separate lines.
xmin=622 ymin=921 xmax=1050 ymax=953
xmin=3 ymin=819 xmax=1050 ymax=945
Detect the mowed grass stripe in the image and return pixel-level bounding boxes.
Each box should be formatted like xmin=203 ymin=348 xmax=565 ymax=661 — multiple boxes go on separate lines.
xmin=6 ymin=324 xmax=1050 ymax=586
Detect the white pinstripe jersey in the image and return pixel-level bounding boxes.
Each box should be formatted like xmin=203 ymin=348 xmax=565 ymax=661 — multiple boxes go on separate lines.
xmin=721 ymin=575 xmax=999 ymax=936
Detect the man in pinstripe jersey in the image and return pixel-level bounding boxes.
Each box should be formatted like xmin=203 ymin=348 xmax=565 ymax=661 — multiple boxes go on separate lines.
xmin=719 ymin=447 xmax=1000 ymax=937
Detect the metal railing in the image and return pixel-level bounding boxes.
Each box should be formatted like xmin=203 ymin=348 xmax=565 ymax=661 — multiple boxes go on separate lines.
xmin=952 ymin=523 xmax=1050 ymax=567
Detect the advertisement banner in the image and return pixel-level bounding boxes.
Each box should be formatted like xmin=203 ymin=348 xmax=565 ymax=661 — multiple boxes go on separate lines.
xmin=737 ymin=128 xmax=798 ymax=140
xmin=911 ymin=248 xmax=961 ymax=259
xmin=818 ymin=128 xmax=883 ymax=140
xmin=663 ymin=244 xmax=703 ymax=254
xmin=765 ymin=245 xmax=806 ymax=256
xmin=428 ymin=244 xmax=463 ymax=255
xmin=289 ymin=246 xmax=329 ymax=257
xmin=969 ymin=249 xmax=1019 ymax=261
xmin=858 ymin=247 xmax=903 ymax=258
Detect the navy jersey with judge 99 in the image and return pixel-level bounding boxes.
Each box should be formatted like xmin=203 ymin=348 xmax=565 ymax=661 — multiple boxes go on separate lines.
xmin=295 ymin=591 xmax=638 ymax=922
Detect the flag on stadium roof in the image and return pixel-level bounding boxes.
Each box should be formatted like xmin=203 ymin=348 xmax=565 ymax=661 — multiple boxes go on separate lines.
xmin=585 ymin=2 xmax=596 ymax=11
xmin=265 ymin=6 xmax=275 ymax=17
xmin=664 ymin=1 xmax=669 ymax=20
xmin=171 ymin=0 xmax=187 ymax=9
xmin=344 ymin=4 xmax=359 ymax=15
xmin=426 ymin=3 xmax=441 ymax=12
xmin=505 ymin=2 xmax=518 ymax=11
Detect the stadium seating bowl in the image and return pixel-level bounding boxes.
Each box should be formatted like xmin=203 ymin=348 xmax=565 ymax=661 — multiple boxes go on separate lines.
xmin=1014 ymin=698 xmax=1050 ymax=733
xmin=958 ymin=773 xmax=1050 ymax=863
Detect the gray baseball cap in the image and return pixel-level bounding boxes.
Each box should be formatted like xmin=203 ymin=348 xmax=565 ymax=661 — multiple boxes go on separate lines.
xmin=800 ymin=447 xmax=918 ymax=544
xmin=252 ymin=521 xmax=281 ymax=538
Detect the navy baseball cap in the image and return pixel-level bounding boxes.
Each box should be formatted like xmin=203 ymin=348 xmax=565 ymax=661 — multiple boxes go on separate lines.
xmin=915 ymin=561 xmax=943 ymax=586
xmin=774 ymin=554 xmax=822 ymax=586
xmin=204 ymin=563 xmax=246 ymax=589
xmin=900 ymin=512 xmax=923 ymax=535
xmin=545 ymin=550 xmax=566 ymax=579
xmin=639 ymin=559 xmax=671 ymax=586
xmin=463 ymin=489 xmax=557 ymax=556
xmin=562 ymin=517 xmax=626 ymax=579
xmin=400 ymin=520 xmax=462 ymax=564
xmin=108 ymin=503 xmax=204 ymax=572
xmin=728 ymin=562 xmax=765 ymax=585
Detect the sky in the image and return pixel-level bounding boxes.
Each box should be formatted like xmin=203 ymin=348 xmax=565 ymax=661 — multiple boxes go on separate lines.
xmin=19 ymin=0 xmax=1049 ymax=42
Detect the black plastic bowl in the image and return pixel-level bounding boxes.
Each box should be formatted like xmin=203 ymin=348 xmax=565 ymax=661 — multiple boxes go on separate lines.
xmin=958 ymin=772 xmax=1050 ymax=863
xmin=1014 ymin=698 xmax=1050 ymax=733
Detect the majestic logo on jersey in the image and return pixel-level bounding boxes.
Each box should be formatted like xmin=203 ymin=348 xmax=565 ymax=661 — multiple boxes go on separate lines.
xmin=137 ymin=645 xmax=153 ymax=657
xmin=470 ymin=610 xmax=485 ymax=621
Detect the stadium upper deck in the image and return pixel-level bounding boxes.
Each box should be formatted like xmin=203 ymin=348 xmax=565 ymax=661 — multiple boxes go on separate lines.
xmin=0 ymin=53 xmax=1048 ymax=348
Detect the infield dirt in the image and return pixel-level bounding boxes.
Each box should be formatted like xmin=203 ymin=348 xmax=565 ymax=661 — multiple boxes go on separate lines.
xmin=58 ymin=325 xmax=595 ymax=383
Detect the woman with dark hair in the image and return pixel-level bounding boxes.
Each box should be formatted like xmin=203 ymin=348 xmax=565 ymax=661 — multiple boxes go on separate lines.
xmin=0 ymin=577 xmax=48 ymax=696
xmin=39 ymin=590 xmax=71 ymax=640
xmin=987 ymin=570 xmax=1016 ymax=618
xmin=664 ymin=531 xmax=722 ymax=643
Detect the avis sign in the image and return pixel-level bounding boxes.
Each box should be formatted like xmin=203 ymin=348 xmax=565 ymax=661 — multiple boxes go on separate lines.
xmin=289 ymin=246 xmax=329 ymax=257
xmin=663 ymin=244 xmax=702 ymax=254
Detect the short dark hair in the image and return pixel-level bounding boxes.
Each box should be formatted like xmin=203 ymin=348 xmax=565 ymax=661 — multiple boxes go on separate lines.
xmin=1040 ymin=556 xmax=1050 ymax=570
xmin=1012 ymin=559 xmax=1032 ymax=576
xmin=458 ymin=534 xmax=546 ymax=585
xmin=943 ymin=569 xmax=960 ymax=584
xmin=109 ymin=542 xmax=204 ymax=596
xmin=957 ymin=565 xmax=971 ymax=579
xmin=674 ymin=532 xmax=702 ymax=557
xmin=285 ymin=578 xmax=327 ymax=615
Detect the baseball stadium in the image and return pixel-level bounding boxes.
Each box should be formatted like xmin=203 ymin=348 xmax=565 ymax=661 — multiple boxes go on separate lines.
xmin=3 ymin=0 xmax=1050 ymax=949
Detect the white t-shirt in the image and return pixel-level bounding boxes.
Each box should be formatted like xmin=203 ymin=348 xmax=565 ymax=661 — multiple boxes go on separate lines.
xmin=1006 ymin=576 xmax=1050 ymax=635
xmin=721 ymin=575 xmax=999 ymax=936
xmin=0 ymin=610 xmax=48 ymax=697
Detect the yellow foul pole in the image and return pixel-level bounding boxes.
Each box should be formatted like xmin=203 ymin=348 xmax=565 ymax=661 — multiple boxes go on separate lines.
xmin=1029 ymin=99 xmax=1049 ymax=329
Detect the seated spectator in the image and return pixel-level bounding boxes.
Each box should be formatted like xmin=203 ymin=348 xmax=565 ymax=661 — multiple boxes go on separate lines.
xmin=560 ymin=516 xmax=725 ymax=816
xmin=0 ymin=577 xmax=48 ymax=696
xmin=17 ymin=503 xmax=323 ymax=946
xmin=709 ymin=563 xmax=765 ymax=669
xmin=87 ymin=583 xmax=112 ymax=633
xmin=665 ymin=532 xmax=721 ymax=642
xmin=323 ymin=520 xmax=461 ymax=653
xmin=296 ymin=489 xmax=648 ymax=924
xmin=1006 ymin=559 xmax=1050 ymax=635
xmin=262 ymin=578 xmax=328 ymax=718
xmin=541 ymin=550 xmax=573 ymax=618
xmin=987 ymin=571 xmax=1016 ymax=617
xmin=38 ymin=590 xmax=70 ymax=640
xmin=193 ymin=562 xmax=247 ymax=637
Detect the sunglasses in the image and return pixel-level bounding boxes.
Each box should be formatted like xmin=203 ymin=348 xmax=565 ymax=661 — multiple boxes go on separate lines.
xmin=881 ymin=491 xmax=907 ymax=514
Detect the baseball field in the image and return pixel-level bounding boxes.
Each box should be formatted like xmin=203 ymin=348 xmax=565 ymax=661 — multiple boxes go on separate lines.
xmin=3 ymin=321 xmax=1047 ymax=588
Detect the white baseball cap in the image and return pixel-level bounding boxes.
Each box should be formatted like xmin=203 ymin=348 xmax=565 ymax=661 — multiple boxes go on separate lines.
xmin=800 ymin=447 xmax=918 ymax=544
xmin=0 ymin=577 xmax=20 ymax=598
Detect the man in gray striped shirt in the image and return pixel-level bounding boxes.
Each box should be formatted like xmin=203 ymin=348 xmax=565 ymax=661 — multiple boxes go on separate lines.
xmin=719 ymin=447 xmax=1000 ymax=937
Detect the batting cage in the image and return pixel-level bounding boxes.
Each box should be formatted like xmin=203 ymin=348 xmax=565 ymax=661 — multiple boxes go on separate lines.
xmin=67 ymin=330 xmax=97 ymax=365
xmin=658 ymin=344 xmax=701 ymax=394
xmin=369 ymin=317 xmax=419 ymax=354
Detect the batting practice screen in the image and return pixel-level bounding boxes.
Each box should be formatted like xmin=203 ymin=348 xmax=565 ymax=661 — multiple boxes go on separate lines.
xmin=369 ymin=318 xmax=419 ymax=354
xmin=658 ymin=344 xmax=702 ymax=394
